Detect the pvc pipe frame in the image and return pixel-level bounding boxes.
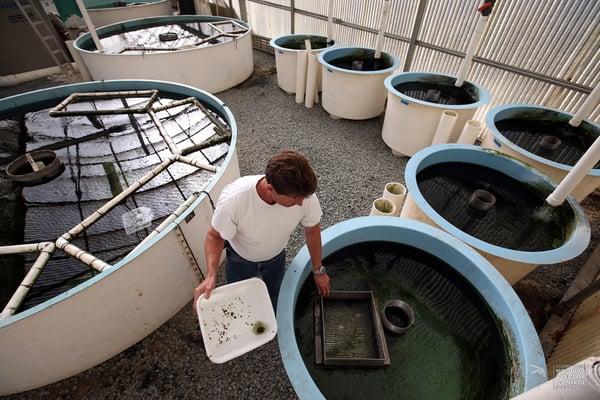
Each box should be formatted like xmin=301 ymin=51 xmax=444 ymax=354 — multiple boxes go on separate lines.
xmin=456 ymin=120 xmax=483 ymax=144
xmin=569 ymin=83 xmax=600 ymax=127
xmin=74 ymin=0 xmax=104 ymax=53
xmin=546 ymin=135 xmax=600 ymax=206
xmin=510 ymin=357 xmax=600 ymax=400
xmin=0 ymin=242 xmax=55 ymax=319
xmin=431 ymin=110 xmax=459 ymax=145
xmin=374 ymin=0 xmax=391 ymax=59
xmin=455 ymin=14 xmax=488 ymax=87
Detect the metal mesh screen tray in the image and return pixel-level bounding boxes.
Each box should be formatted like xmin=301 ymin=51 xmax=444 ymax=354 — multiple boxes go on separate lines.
xmin=314 ymin=291 xmax=390 ymax=367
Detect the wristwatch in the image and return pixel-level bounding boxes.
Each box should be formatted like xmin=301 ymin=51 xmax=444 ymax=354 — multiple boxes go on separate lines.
xmin=312 ymin=266 xmax=327 ymax=275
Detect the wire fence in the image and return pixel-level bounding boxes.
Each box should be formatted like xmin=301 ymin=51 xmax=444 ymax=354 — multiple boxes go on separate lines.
xmin=221 ymin=0 xmax=599 ymax=123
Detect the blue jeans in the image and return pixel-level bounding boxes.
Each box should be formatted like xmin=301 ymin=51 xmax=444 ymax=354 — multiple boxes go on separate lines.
xmin=225 ymin=246 xmax=286 ymax=311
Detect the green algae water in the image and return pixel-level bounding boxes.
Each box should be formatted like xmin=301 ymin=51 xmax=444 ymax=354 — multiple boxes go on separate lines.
xmin=294 ymin=242 xmax=510 ymax=400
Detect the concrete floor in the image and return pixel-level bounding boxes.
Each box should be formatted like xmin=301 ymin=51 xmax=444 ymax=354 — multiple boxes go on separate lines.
xmin=2 ymin=50 xmax=599 ymax=400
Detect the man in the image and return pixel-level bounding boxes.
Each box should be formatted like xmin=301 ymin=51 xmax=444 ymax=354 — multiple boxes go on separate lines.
xmin=193 ymin=149 xmax=330 ymax=310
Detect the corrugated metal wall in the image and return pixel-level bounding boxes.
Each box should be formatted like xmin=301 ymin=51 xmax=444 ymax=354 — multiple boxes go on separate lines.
xmin=228 ymin=0 xmax=599 ymax=123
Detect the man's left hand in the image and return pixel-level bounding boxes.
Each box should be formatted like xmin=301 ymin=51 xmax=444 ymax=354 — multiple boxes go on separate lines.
xmin=314 ymin=273 xmax=330 ymax=297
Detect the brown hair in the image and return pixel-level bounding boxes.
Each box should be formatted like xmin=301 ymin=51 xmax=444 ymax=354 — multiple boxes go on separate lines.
xmin=265 ymin=149 xmax=317 ymax=197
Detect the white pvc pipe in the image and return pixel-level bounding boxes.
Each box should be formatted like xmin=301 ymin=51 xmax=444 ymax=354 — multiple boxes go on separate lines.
xmin=326 ymin=0 xmax=334 ymax=43
xmin=74 ymin=0 xmax=104 ymax=53
xmin=370 ymin=198 xmax=396 ymax=217
xmin=511 ymin=357 xmax=600 ymax=400
xmin=374 ymin=0 xmax=391 ymax=59
xmin=456 ymin=119 xmax=483 ymax=144
xmin=382 ymin=182 xmax=406 ymax=216
xmin=295 ymin=49 xmax=307 ymax=104
xmin=455 ymin=14 xmax=488 ymax=87
xmin=570 ymin=83 xmax=600 ymax=127
xmin=0 ymin=64 xmax=76 ymax=88
xmin=305 ymin=53 xmax=318 ymax=108
xmin=431 ymin=110 xmax=459 ymax=145
xmin=546 ymin=135 xmax=600 ymax=206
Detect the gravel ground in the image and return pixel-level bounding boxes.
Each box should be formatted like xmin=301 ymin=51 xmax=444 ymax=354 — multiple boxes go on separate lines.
xmin=2 ymin=51 xmax=599 ymax=400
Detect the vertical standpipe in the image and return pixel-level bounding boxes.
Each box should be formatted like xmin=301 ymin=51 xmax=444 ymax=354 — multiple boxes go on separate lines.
xmin=374 ymin=0 xmax=391 ymax=59
xmin=326 ymin=0 xmax=334 ymax=43
xmin=455 ymin=1 xmax=496 ymax=87
xmin=570 ymin=82 xmax=600 ymax=127
xmin=74 ymin=0 xmax=104 ymax=53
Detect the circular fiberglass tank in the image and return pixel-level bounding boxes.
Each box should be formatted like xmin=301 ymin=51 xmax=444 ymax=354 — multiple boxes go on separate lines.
xmin=270 ymin=34 xmax=335 ymax=94
xmin=74 ymin=15 xmax=253 ymax=94
xmin=85 ymin=0 xmax=172 ymax=28
xmin=278 ymin=217 xmax=546 ymax=400
xmin=318 ymin=46 xmax=400 ymax=120
xmin=382 ymin=72 xmax=491 ymax=157
xmin=0 ymin=80 xmax=240 ymax=395
xmin=483 ymin=104 xmax=600 ymax=202
xmin=400 ymin=144 xmax=590 ymax=285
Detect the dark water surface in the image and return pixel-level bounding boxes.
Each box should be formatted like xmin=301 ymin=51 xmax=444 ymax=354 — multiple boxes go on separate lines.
xmin=393 ymin=82 xmax=478 ymax=105
xmin=295 ymin=241 xmax=510 ymax=400
xmin=496 ymin=118 xmax=599 ymax=168
xmin=417 ymin=162 xmax=573 ymax=251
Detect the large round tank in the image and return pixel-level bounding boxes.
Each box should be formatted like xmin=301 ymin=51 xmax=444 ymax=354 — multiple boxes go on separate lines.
xmin=382 ymin=72 xmax=491 ymax=156
xmin=85 ymin=0 xmax=173 ymax=28
xmin=0 ymin=79 xmax=240 ymax=395
xmin=318 ymin=47 xmax=400 ymax=120
xmin=400 ymin=144 xmax=590 ymax=285
xmin=278 ymin=217 xmax=546 ymax=400
xmin=74 ymin=15 xmax=253 ymax=94
xmin=270 ymin=34 xmax=335 ymax=93
xmin=483 ymin=104 xmax=600 ymax=202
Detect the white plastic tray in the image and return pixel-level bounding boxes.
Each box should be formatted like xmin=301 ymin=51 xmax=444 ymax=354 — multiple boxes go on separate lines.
xmin=196 ymin=278 xmax=277 ymax=363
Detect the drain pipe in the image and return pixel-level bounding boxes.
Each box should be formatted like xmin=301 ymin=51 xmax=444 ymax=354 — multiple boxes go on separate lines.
xmin=546 ymin=135 xmax=600 ymax=206
xmin=431 ymin=110 xmax=458 ymax=145
xmin=455 ymin=1 xmax=495 ymax=87
xmin=569 ymin=82 xmax=600 ymax=127
xmin=457 ymin=120 xmax=483 ymax=144
xmin=305 ymin=40 xmax=318 ymax=108
xmin=295 ymin=46 xmax=307 ymax=104
xmin=74 ymin=0 xmax=104 ymax=53
xmin=374 ymin=0 xmax=391 ymax=59
xmin=510 ymin=357 xmax=600 ymax=400
xmin=326 ymin=0 xmax=334 ymax=44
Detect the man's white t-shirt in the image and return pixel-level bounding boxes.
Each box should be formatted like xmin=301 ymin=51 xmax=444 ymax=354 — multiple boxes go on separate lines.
xmin=211 ymin=175 xmax=322 ymax=262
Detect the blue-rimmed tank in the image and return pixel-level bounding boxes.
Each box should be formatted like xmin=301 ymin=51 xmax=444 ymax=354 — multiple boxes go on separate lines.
xmin=400 ymin=144 xmax=590 ymax=285
xmin=278 ymin=217 xmax=547 ymax=400
xmin=73 ymin=15 xmax=253 ymax=93
xmin=318 ymin=46 xmax=400 ymax=120
xmin=270 ymin=33 xmax=335 ymax=94
xmin=382 ymin=72 xmax=491 ymax=157
xmin=483 ymin=104 xmax=600 ymax=202
xmin=0 ymin=79 xmax=240 ymax=395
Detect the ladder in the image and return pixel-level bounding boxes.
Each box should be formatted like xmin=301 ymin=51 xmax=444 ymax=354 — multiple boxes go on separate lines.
xmin=14 ymin=0 xmax=70 ymax=69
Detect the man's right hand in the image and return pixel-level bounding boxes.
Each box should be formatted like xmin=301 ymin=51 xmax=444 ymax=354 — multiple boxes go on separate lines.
xmin=193 ymin=274 xmax=216 ymax=311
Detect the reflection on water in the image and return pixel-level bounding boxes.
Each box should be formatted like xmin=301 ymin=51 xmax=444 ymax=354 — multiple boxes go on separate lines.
xmin=0 ymin=92 xmax=231 ymax=312
xmin=295 ymin=242 xmax=510 ymax=400
xmin=99 ymin=22 xmax=248 ymax=54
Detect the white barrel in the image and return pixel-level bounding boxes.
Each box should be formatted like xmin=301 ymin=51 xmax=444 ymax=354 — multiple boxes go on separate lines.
xmin=318 ymin=47 xmax=400 ymax=120
xmin=86 ymin=0 xmax=173 ymax=28
xmin=270 ymin=34 xmax=334 ymax=94
xmin=382 ymin=72 xmax=491 ymax=156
